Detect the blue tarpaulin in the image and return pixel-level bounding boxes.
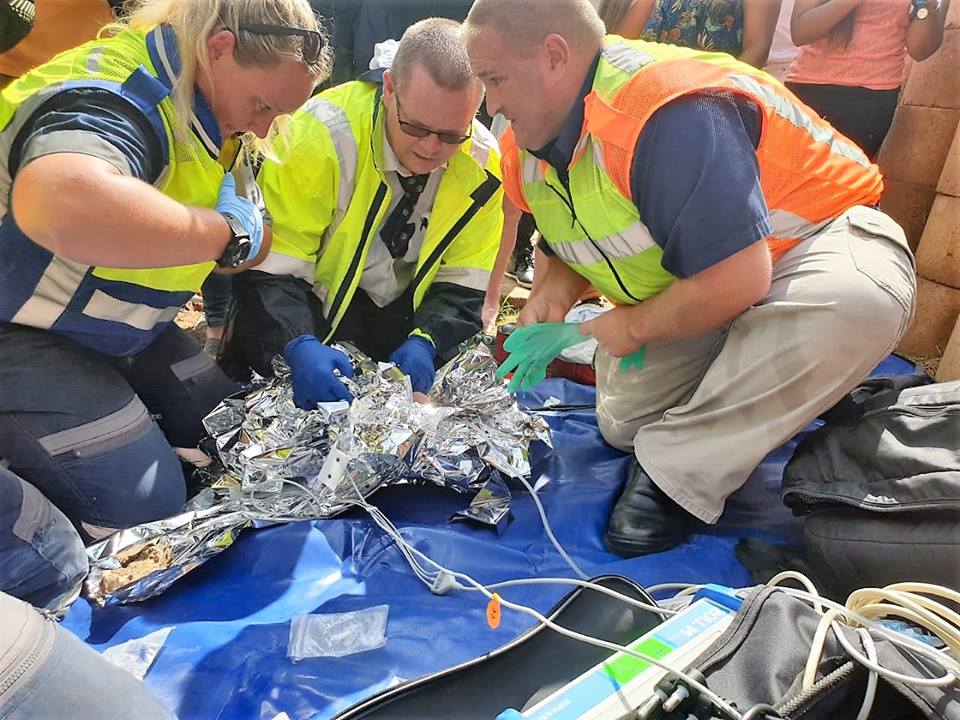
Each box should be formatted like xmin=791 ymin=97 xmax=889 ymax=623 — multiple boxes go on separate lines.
xmin=62 ymin=356 xmax=915 ymax=720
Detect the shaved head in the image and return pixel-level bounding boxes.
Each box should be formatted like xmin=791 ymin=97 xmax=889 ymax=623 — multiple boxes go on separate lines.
xmin=463 ymin=0 xmax=604 ymax=150
xmin=463 ymin=0 xmax=605 ymax=56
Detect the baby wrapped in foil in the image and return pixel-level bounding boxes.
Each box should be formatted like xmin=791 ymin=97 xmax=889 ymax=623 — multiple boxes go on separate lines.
xmin=86 ymin=344 xmax=550 ymax=606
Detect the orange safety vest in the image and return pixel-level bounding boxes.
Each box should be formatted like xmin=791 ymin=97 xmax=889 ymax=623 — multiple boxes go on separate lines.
xmin=501 ymin=38 xmax=883 ymax=287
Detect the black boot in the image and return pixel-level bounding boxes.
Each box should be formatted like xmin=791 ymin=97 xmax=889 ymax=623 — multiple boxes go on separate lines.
xmin=604 ymin=460 xmax=692 ymax=557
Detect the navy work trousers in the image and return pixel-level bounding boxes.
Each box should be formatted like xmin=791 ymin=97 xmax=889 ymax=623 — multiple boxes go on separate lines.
xmin=0 ymin=321 xmax=236 ymax=608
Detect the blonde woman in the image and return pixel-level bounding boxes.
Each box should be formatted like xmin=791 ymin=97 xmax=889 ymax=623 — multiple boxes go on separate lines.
xmin=0 ymin=0 xmax=329 ymax=625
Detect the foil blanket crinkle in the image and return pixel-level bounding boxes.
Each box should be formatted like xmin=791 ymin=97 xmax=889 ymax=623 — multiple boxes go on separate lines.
xmin=85 ymin=343 xmax=551 ymax=606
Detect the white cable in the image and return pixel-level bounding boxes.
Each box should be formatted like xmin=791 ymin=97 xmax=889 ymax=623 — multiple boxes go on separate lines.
xmin=513 ymin=474 xmax=589 ymax=580
xmin=350 ymin=495 xmax=674 ymax=616
xmin=485 ymin=587 xmax=744 ymax=720
xmin=768 ymin=572 xmax=960 ymax=692
xmin=778 ymin=585 xmax=960 ymax=671
xmin=478 ymin=577 xmax=676 ymax=617
xmin=766 ymin=571 xmax=824 ymax=613
xmin=846 ymin=588 xmax=960 ymax=656
xmin=853 ymin=628 xmax=878 ymax=720
xmin=646 ymin=583 xmax=700 ymax=596
xmin=336 ymin=475 xmax=676 ymax=620
xmin=780 ymin=587 xmax=960 ymax=684
xmin=803 ymin=609 xmax=841 ymax=689
xmin=264 ymin=476 xmax=740 ymax=716
xmin=380 ymin=525 xmax=743 ymax=720
xmin=337 ymin=487 xmax=743 ymax=719
xmin=268 ymin=477 xmax=960 ymax=716
xmin=832 ymin=620 xmax=956 ymax=688
xmin=798 ymin=591 xmax=960 ymax=674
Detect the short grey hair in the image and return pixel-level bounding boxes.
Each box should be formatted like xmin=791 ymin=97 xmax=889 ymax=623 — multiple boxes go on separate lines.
xmin=463 ymin=0 xmax=605 ymax=56
xmin=391 ymin=17 xmax=481 ymax=94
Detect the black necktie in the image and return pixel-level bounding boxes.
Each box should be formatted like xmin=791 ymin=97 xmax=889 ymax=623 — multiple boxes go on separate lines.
xmin=381 ymin=173 xmax=429 ymax=259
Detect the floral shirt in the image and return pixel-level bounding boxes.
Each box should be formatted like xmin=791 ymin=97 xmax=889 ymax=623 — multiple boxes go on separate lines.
xmin=641 ymin=0 xmax=745 ymax=56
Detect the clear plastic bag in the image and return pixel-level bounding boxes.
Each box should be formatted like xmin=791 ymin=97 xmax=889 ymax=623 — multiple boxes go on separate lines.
xmin=288 ymin=605 xmax=389 ymax=661
xmin=101 ymin=626 xmax=174 ymax=679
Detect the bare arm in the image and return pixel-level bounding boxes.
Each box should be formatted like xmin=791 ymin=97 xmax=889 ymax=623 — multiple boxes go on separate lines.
xmin=483 ymin=196 xmax=521 ymax=330
xmin=518 ymin=250 xmax=590 ymax=326
xmin=615 ymin=0 xmax=657 ymax=37
xmin=12 ymin=153 xmax=231 ymax=268
xmin=739 ymin=0 xmax=782 ymax=67
xmin=906 ymin=0 xmax=950 ymax=60
xmin=791 ymin=0 xmax=861 ymax=46
xmin=581 ymin=239 xmax=772 ymax=356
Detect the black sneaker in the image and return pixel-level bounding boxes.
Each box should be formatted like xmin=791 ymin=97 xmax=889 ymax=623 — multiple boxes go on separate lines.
xmin=508 ymin=242 xmax=534 ymax=288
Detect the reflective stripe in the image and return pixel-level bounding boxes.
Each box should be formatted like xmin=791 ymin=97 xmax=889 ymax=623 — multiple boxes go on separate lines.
xmin=433 ymin=265 xmax=490 ymax=291
xmin=521 ymin=153 xmax=543 ymax=185
xmin=11 ymin=256 xmax=89 ymax=329
xmin=22 ymin=129 xmax=133 ymax=176
xmin=727 ymin=73 xmax=870 ymax=168
xmin=81 ymin=521 xmax=119 ymax=539
xmin=769 ymin=208 xmax=830 ymax=241
xmin=0 ymin=81 xmax=81 ymax=219
xmin=467 ymin=120 xmax=497 ymax=169
xmin=303 ymin=97 xmax=358 ymax=212
xmin=256 ymin=251 xmax=315 ymax=280
xmin=170 ymin=349 xmax=215 ymax=383
xmin=548 ymin=220 xmax=657 ymax=266
xmin=11 ymin=476 xmax=44 ymax=543
xmin=591 ymin=139 xmax=608 ymax=174
xmin=37 ymin=396 xmax=151 ymax=456
xmin=569 ymin=132 xmax=591 ymax=167
xmin=81 ymin=289 xmax=180 ymax=331
xmin=311 ymin=281 xmax=331 ymax=316
xmin=602 ymin=40 xmax=656 ymax=74
xmin=86 ymin=47 xmax=104 ymax=74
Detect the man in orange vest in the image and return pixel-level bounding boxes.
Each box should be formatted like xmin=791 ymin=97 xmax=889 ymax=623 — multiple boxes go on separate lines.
xmin=464 ymin=0 xmax=917 ymax=556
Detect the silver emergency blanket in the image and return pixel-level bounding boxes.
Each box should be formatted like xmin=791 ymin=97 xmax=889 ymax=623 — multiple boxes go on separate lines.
xmin=85 ymin=344 xmax=550 ymax=606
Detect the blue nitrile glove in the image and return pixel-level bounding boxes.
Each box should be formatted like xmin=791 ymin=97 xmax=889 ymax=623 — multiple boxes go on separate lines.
xmin=216 ymin=174 xmax=264 ymax=262
xmin=389 ymin=335 xmax=437 ymax=393
xmin=283 ymin=335 xmax=354 ymax=408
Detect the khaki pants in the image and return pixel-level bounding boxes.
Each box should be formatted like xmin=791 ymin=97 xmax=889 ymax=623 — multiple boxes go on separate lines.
xmin=0 ymin=592 xmax=176 ymax=720
xmin=595 ymin=206 xmax=917 ymax=523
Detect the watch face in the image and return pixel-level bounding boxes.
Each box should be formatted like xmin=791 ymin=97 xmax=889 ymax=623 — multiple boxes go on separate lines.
xmin=218 ymin=214 xmax=253 ymax=267
xmin=917 ymin=6 xmax=929 ymax=18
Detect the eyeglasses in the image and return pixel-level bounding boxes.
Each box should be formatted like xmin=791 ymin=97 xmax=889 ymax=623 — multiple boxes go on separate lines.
xmin=236 ymin=23 xmax=324 ymax=65
xmin=395 ymin=95 xmax=472 ymax=145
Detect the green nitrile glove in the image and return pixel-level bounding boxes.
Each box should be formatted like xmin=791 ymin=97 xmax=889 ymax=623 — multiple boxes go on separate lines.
xmin=496 ymin=323 xmax=578 ymax=393
xmin=496 ymin=322 xmax=645 ymax=393
xmin=619 ymin=345 xmax=646 ymax=371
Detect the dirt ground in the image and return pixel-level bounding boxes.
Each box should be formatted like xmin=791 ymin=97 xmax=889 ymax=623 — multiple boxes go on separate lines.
xmin=175 ymin=295 xmax=208 ymax=346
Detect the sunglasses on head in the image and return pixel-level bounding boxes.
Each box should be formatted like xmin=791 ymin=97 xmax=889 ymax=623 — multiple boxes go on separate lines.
xmin=236 ymin=22 xmax=324 ymax=65
xmin=395 ymin=95 xmax=472 ymax=145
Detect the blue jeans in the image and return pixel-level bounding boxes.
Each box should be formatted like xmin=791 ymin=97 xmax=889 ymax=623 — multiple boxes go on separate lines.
xmin=0 ymin=591 xmax=175 ymax=720
xmin=201 ymin=273 xmax=232 ymax=328
xmin=0 ymin=467 xmax=86 ymax=614
xmin=0 ymin=322 xmax=237 ymax=539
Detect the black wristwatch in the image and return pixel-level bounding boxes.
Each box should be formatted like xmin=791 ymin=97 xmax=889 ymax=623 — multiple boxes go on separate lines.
xmin=217 ymin=213 xmax=253 ymax=268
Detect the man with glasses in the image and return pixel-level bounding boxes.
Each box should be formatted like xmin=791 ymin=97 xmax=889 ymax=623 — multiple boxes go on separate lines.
xmin=225 ymin=17 xmax=503 ymax=406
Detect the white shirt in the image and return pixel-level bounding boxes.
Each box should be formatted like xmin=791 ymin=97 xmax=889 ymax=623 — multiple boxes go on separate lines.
xmin=357 ymin=123 xmax=445 ymax=308
xmin=766 ymin=0 xmax=800 ymax=67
